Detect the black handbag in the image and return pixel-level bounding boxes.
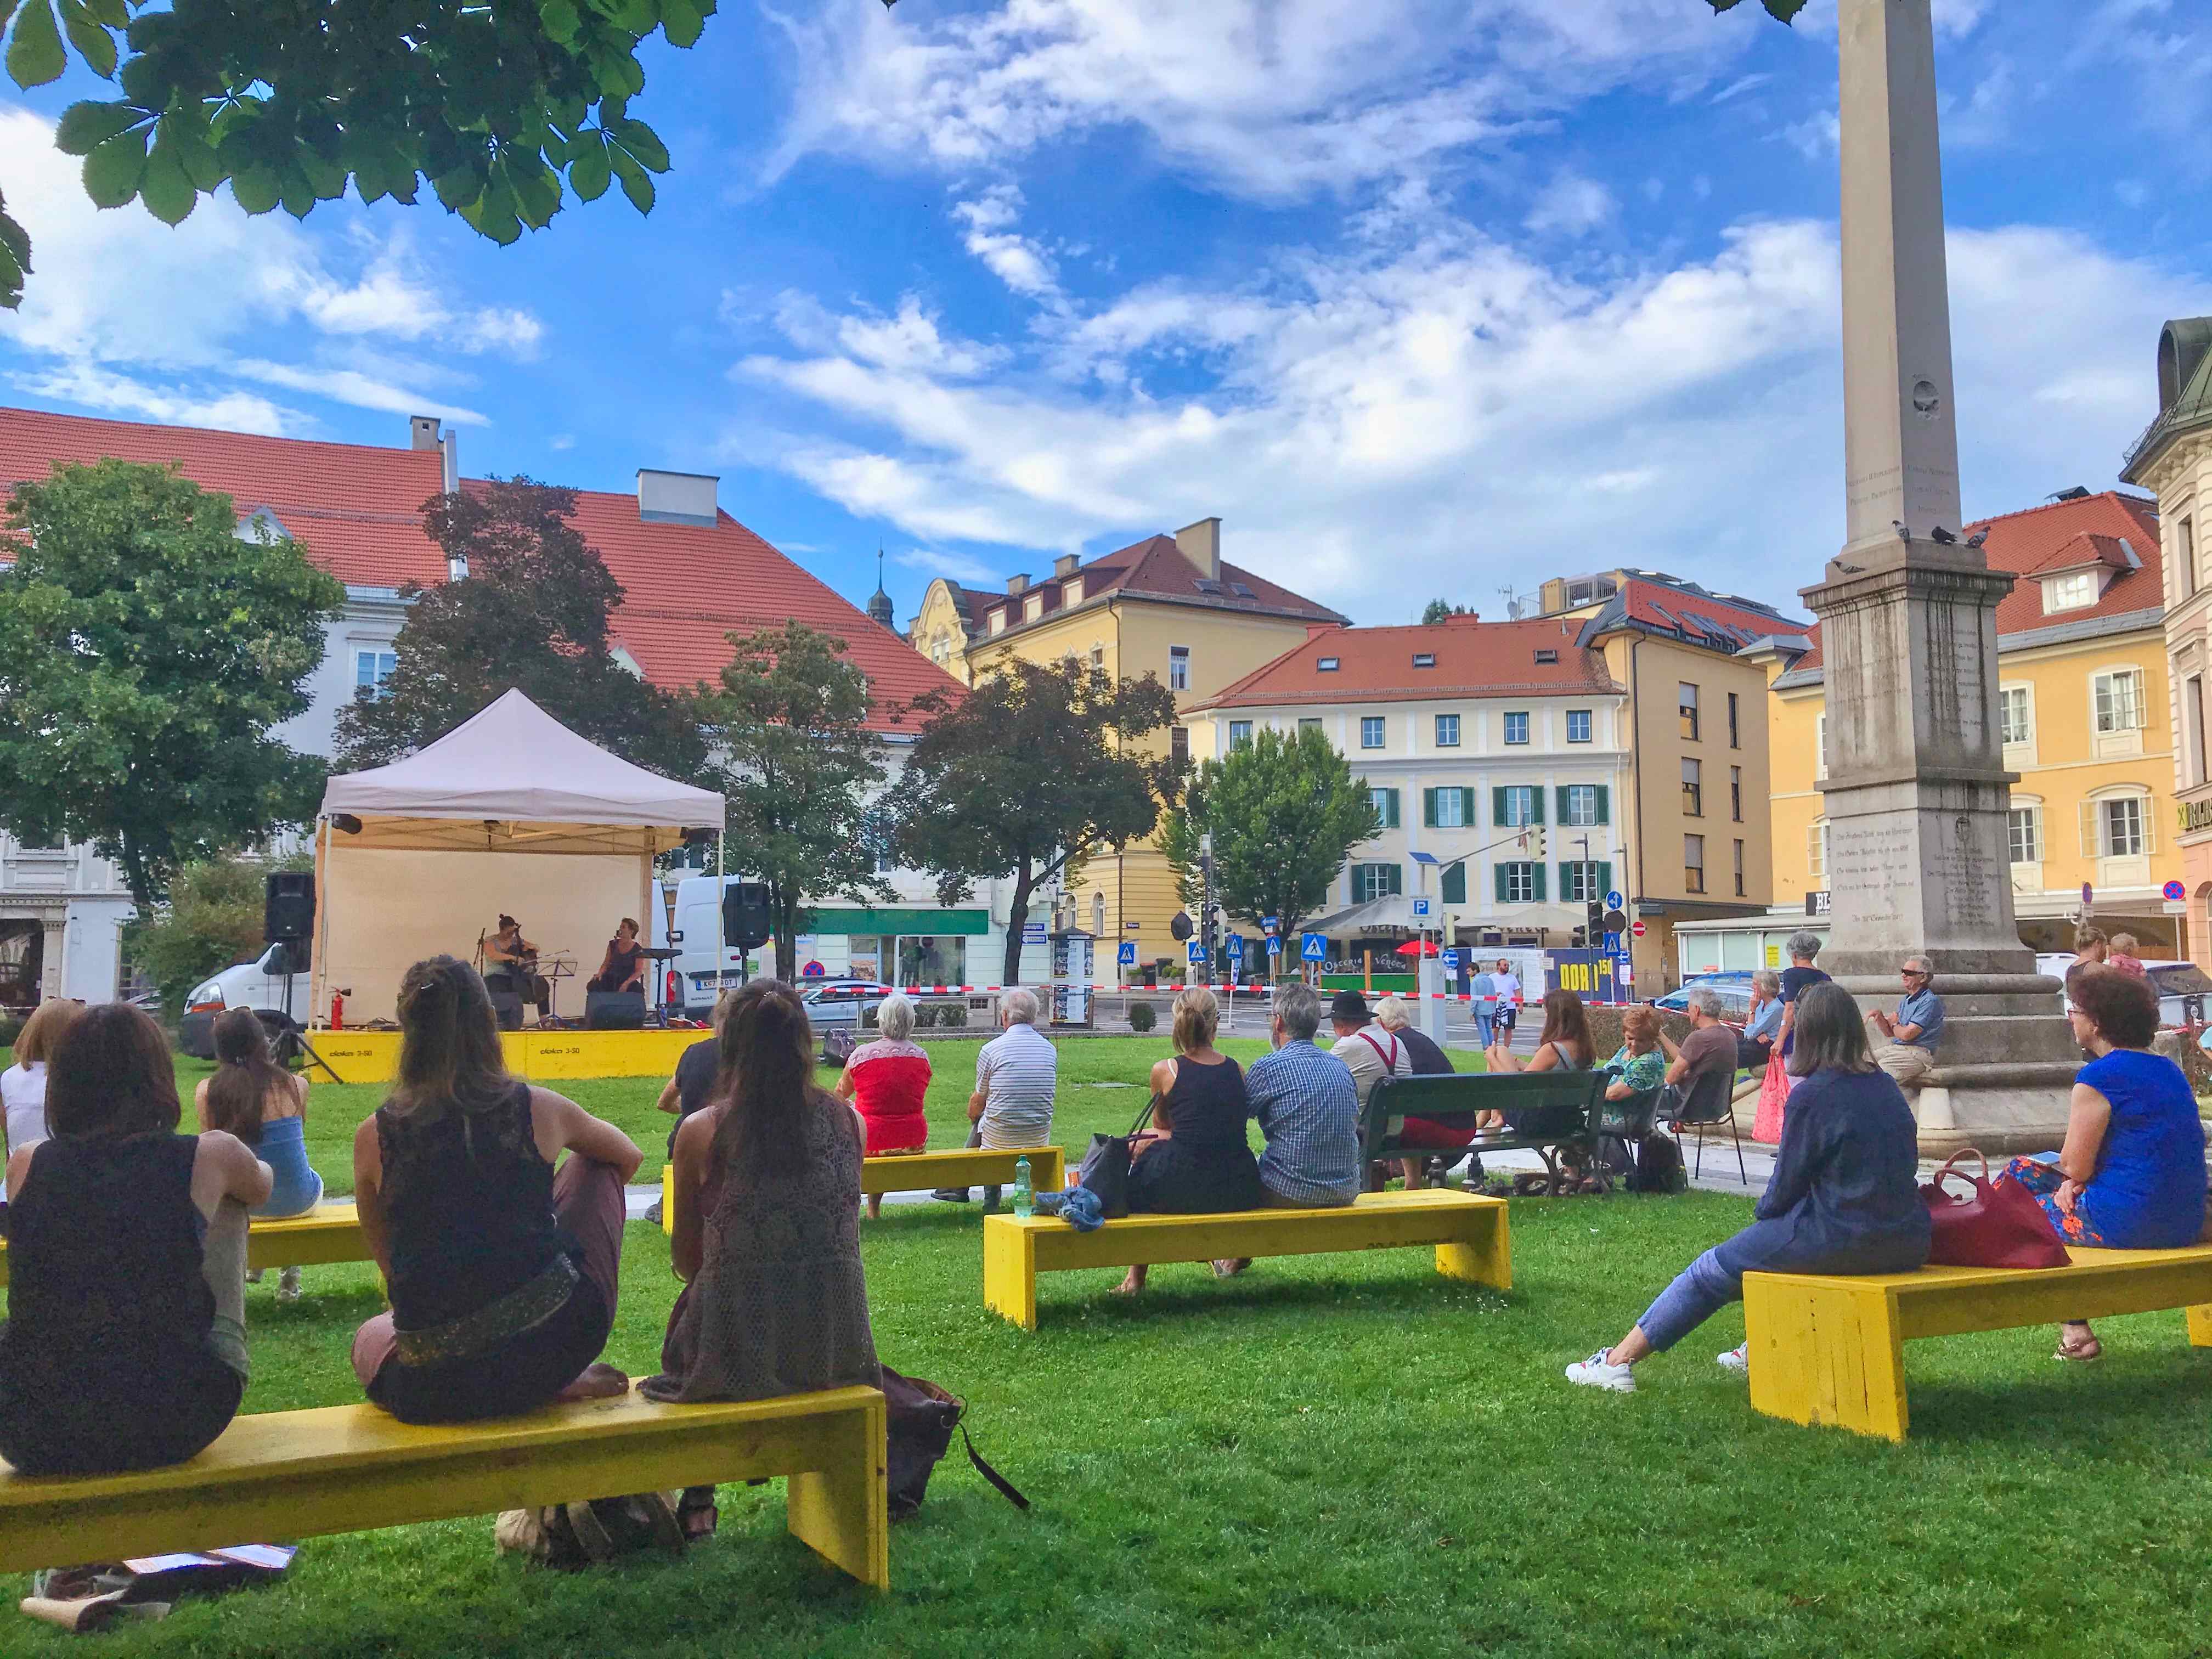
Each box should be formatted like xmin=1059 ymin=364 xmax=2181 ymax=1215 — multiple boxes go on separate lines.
xmin=881 ymin=1365 xmax=1028 ymax=1521
xmin=1075 ymin=1097 xmax=1156 ymax=1218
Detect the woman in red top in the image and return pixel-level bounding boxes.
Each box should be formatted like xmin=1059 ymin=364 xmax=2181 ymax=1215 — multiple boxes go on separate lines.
xmin=834 ymin=991 xmax=932 ymax=1217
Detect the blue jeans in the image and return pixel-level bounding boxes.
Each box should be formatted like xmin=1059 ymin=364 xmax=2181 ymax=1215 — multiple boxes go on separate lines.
xmin=1636 ymin=1217 xmax=1801 ymax=1352
xmin=1473 ymin=1012 xmax=1495 ymax=1047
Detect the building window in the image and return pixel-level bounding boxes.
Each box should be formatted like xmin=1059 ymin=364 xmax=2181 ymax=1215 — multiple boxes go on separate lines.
xmin=1503 ymin=711 xmax=1530 ymax=746
xmin=1413 ymin=652 xmax=1436 ymax=669
xmin=2000 ymin=685 xmax=2033 ymax=746
xmin=1024 ymin=592 xmax=1045 ymax=622
xmin=1733 ymin=838 xmax=1746 ymax=898
xmin=1228 ymin=720 xmax=1253 ymax=749
xmin=1566 ymin=709 xmax=1592 ymax=743
xmin=1534 ymin=648 xmax=1559 ymax=665
xmin=2008 ymin=805 xmax=2042 ymax=865
xmin=988 ymin=608 xmax=1006 ymax=635
xmin=1088 ymin=645 xmax=1104 ymax=670
xmin=1170 ymin=726 xmax=1189 ymax=766
xmin=1560 ymin=860 xmax=1606 ymax=903
xmin=1298 ymin=716 xmax=1323 ymax=737
xmin=1808 ymin=820 xmax=1828 ymax=885
xmin=354 ymin=649 xmax=398 ymax=698
xmin=1435 ymin=713 xmax=1460 ymax=747
xmin=2191 ymin=676 xmax=2208 ymax=788
xmin=1684 ymin=833 xmax=1706 ymax=894
xmin=2180 ymin=516 xmax=2198 ymax=601
xmin=1351 ymin=862 xmax=1402 ymax=902
xmin=2094 ymin=669 xmax=2145 ymax=733
xmin=1369 ymin=788 xmax=1400 ymax=829
xmin=1681 ymin=757 xmax=1702 ymax=819
xmin=1318 ymin=656 xmax=1340 ymax=672
xmin=1360 ymin=716 xmax=1385 ymax=749
xmin=1815 ymin=713 xmax=1828 ymax=780
xmin=1729 ymin=765 xmax=1742 ymax=822
xmin=1169 ymin=646 xmax=1189 ymax=692
xmin=1562 ymin=785 xmax=1602 ymax=826
xmin=1427 ymin=787 xmax=1469 ymax=830
xmin=1500 ymin=862 xmax=1537 ymax=904
xmin=1727 ymin=691 xmax=1740 ymax=749
xmin=2044 ymin=571 xmax=2097 ymax=613
xmin=1498 ymin=785 xmax=1538 ymax=827
xmin=1678 ymin=682 xmax=1700 ymax=741
xmin=1066 ymin=578 xmax=1085 ymax=606
xmin=1441 ymin=860 xmax=1467 ymax=905
xmin=2100 ymin=795 xmax=2146 ymax=857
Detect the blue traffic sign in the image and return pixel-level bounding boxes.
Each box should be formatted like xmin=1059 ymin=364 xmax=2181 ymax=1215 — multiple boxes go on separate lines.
xmin=1188 ymin=940 xmax=1206 ymax=964
xmin=2164 ymin=878 xmax=2187 ymax=902
xmin=1262 ymin=915 xmax=1280 ymax=933
xmin=1301 ymin=933 xmax=1327 ymax=962
xmin=1227 ymin=935 xmax=1245 ymax=961
xmin=1604 ymin=889 xmax=1625 ymax=912
xmin=1412 ymin=897 xmax=1430 ymax=918
xmin=1266 ymin=936 xmax=1283 ymax=955
xmin=1602 ymin=931 xmax=1623 ymax=953
xmin=1441 ymin=948 xmax=1461 ymax=972
xmin=1117 ymin=941 xmax=1137 ymax=966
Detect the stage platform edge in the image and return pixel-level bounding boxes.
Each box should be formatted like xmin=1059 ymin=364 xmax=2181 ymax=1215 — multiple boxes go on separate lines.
xmin=299 ymin=1028 xmax=707 ymax=1085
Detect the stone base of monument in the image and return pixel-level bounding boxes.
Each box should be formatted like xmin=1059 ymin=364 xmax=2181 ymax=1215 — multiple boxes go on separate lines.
xmin=1835 ymin=968 xmax=2077 ymax=1159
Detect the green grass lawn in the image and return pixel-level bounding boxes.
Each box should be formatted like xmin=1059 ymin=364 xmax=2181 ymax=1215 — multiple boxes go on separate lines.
xmin=16 ymin=1037 xmax=2212 ymax=1655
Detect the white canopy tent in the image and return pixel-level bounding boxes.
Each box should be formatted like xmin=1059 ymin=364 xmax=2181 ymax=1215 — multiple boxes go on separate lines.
xmin=312 ymin=690 xmax=724 ymax=1025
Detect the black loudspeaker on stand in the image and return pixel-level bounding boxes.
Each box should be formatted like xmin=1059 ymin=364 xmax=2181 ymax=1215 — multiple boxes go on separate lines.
xmin=265 ymin=871 xmax=315 ymax=946
xmin=584 ymin=990 xmax=647 ymax=1030
xmin=721 ymin=881 xmax=774 ymax=951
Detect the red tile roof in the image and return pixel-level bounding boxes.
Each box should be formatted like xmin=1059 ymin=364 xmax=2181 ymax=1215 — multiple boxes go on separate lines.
xmin=1605 ymin=578 xmax=1809 ymax=651
xmin=1784 ymin=491 xmax=2163 ymax=672
xmin=974 ymin=533 xmax=1344 ymax=639
xmin=1192 ymin=614 xmax=1623 ymax=709
xmin=0 ymin=405 xmax=960 ymax=731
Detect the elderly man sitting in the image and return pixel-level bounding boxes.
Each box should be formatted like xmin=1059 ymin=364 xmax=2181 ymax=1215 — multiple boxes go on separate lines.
xmin=1868 ymin=955 xmax=1945 ymax=1092
xmin=1662 ymin=985 xmax=1743 ymax=1097
xmin=932 ymin=986 xmax=1058 ymax=1208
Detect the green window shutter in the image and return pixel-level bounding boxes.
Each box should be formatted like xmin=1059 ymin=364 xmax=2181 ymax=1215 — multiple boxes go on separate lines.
xmin=1494 ymin=862 xmax=1509 ymax=902
xmin=1530 ymin=788 xmax=1545 ymax=825
xmin=1558 ymin=862 xmax=1572 ymax=899
xmin=1493 ymin=786 xmax=1508 ymax=827
xmin=1595 ymin=785 xmax=1610 ymax=825
xmin=1532 ymin=864 xmax=1548 ymax=902
xmin=1385 ymin=789 xmax=1400 ymax=829
xmin=1599 ymin=860 xmax=1613 ymax=899
xmin=1387 ymin=863 xmax=1403 ymax=896
xmin=1555 ymin=786 xmax=1571 ymax=823
xmin=1459 ymin=787 xmax=1477 ymax=826
xmin=1422 ymin=788 xmax=1438 ymax=828
xmin=1442 ymin=860 xmax=1466 ymax=905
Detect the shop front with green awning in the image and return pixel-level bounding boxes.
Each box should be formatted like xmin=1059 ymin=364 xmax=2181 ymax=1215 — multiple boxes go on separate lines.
xmin=798 ymin=907 xmax=990 ymax=936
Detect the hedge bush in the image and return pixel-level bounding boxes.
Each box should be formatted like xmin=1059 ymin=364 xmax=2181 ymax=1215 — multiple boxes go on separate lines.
xmin=937 ymin=1002 xmax=968 ymax=1029
xmin=1127 ymin=1001 xmax=1156 ymax=1033
xmin=0 ymin=1015 xmax=21 ymax=1049
xmin=1580 ymin=1004 xmax=1690 ymax=1063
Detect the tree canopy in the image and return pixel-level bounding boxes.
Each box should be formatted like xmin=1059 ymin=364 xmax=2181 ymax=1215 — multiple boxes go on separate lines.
xmin=693 ymin=619 xmax=891 ymax=983
xmin=891 ymin=658 xmax=1183 ymax=987
xmin=332 ymin=477 xmax=707 ymax=780
xmin=1162 ymin=726 xmax=1380 ymax=961
xmin=0 ymin=459 xmax=345 ymax=906
xmin=127 ymin=850 xmax=305 ymax=1016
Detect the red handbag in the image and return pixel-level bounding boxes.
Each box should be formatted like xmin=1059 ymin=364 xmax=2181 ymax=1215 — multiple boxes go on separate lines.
xmin=1920 ymin=1150 xmax=2070 ymax=1269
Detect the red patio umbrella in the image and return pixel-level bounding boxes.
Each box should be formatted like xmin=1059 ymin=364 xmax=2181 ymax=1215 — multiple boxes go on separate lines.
xmin=1394 ymin=939 xmax=1439 ymax=957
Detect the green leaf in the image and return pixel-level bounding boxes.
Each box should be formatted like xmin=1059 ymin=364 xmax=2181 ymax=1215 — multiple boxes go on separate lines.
xmin=503 ymin=155 xmax=562 ymax=228
xmin=138 ymin=125 xmax=195 ymax=224
xmin=0 ymin=0 xmax=21 ymax=35
xmin=540 ymin=0 xmax=580 ymax=42
xmin=606 ymin=143 xmax=653 ymax=213
xmin=56 ymin=0 xmax=112 ymax=75
xmin=228 ymin=163 xmax=280 ymax=215
xmin=158 ymin=111 xmax=220 ymax=191
xmin=608 ymin=115 xmax=668 ymax=172
xmin=431 ymin=165 xmax=483 ymax=212
xmin=0 ymin=192 xmax=29 ymax=311
xmin=54 ymin=98 xmax=144 ymax=155
xmin=6 ymin=0 xmax=66 ymax=89
xmin=1763 ymin=0 xmax=1807 ymax=17
xmin=659 ymin=0 xmax=704 ymax=48
xmin=567 ymin=138 xmax=611 ymax=201
xmin=77 ymin=0 xmax=124 ymax=27
xmin=278 ymin=168 xmax=317 ymax=219
xmin=80 ymin=126 xmax=148 ymax=208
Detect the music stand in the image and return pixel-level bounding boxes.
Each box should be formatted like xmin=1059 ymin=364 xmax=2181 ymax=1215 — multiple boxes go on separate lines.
xmin=641 ymin=946 xmax=682 ymax=1026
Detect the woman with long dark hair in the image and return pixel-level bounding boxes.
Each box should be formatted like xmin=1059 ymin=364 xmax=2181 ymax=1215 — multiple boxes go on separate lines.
xmin=1565 ymin=982 xmax=1929 ymax=1393
xmin=647 ymin=979 xmax=880 ymax=1541
xmin=351 ymin=955 xmax=642 ymax=1424
xmin=195 ymin=1007 xmax=322 ymax=1301
xmin=0 ymin=1003 xmax=270 ymax=1474
xmin=1480 ymin=987 xmax=1596 ymax=1130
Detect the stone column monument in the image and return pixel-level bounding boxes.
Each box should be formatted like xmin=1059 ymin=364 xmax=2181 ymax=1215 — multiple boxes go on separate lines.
xmin=1801 ymin=0 xmax=2076 ymax=1154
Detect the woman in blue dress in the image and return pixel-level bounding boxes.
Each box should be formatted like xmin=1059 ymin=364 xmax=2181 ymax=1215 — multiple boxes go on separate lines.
xmin=2005 ymin=967 xmax=2207 ymax=1361
xmin=195 ymin=1007 xmax=324 ymax=1302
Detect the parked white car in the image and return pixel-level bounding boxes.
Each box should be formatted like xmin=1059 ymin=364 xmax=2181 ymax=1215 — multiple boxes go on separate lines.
xmin=180 ymin=943 xmax=313 ymax=1058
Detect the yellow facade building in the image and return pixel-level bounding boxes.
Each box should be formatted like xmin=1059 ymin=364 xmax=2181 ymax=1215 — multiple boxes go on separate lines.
xmin=910 ymin=520 xmax=1344 ymax=960
xmin=1745 ymin=489 xmax=2178 ymax=961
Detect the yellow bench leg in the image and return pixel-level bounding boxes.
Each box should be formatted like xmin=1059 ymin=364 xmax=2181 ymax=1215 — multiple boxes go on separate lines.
xmin=1034 ymin=1147 xmax=1066 ymax=1192
xmin=1744 ymin=1277 xmax=1908 ymax=1442
xmin=981 ymin=1222 xmax=1039 ymax=1331
xmin=1435 ymin=1206 xmax=1511 ymax=1291
xmin=662 ymin=1165 xmax=675 ymax=1237
xmin=2187 ymin=1304 xmax=2212 ymax=1347
xmin=784 ymin=1393 xmax=889 ymax=1590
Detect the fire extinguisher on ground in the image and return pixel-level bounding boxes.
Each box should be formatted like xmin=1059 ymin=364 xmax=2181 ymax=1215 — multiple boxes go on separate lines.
xmin=330 ymin=990 xmax=345 ymax=1031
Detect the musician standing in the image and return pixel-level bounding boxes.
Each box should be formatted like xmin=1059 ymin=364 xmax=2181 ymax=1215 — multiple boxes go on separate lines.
xmin=589 ymin=918 xmax=648 ymax=995
xmin=483 ymin=914 xmax=550 ymax=1022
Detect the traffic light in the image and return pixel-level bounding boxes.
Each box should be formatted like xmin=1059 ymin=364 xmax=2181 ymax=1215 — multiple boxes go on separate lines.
xmin=1570 ymin=926 xmax=1588 ymax=949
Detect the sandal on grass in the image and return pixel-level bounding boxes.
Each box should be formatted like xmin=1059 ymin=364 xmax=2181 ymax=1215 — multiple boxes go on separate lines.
xmin=2054 ymin=1332 xmax=2103 ymax=1363
xmin=677 ymin=1486 xmax=719 ymax=1544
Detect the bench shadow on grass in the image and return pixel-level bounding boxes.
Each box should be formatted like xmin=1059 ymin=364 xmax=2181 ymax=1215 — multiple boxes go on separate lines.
xmin=1034 ymin=1269 xmax=1517 ymax=1329
xmin=1904 ymin=1358 xmax=2212 ymax=1451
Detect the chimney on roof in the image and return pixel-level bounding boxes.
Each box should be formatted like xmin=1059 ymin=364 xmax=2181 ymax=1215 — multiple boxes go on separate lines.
xmin=1444 ymin=611 xmax=1481 ymax=627
xmin=409 ymin=414 xmax=440 ymax=452
xmin=1007 ymin=573 xmax=1030 ymax=595
xmin=1175 ymin=517 xmax=1221 ymax=580
xmin=439 ymin=427 xmax=458 ymax=496
xmin=1053 ymin=553 xmax=1081 ymax=579
xmin=637 ymin=469 xmax=719 ymax=528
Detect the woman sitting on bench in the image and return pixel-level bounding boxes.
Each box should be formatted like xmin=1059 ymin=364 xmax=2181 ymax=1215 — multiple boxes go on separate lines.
xmin=1565 ymin=983 xmax=1929 ymax=1393
xmin=2006 ymin=967 xmax=2207 ymax=1362
xmin=196 ymin=1006 xmax=322 ymax=1304
xmin=1601 ymin=1005 xmax=1669 ymax=1103
xmin=0 ymin=1003 xmax=271 ymax=1476
xmin=647 ymin=980 xmax=880 ymax=1541
xmin=351 ymin=956 xmax=642 ymax=1424
xmin=1481 ymin=989 xmax=1596 ymax=1131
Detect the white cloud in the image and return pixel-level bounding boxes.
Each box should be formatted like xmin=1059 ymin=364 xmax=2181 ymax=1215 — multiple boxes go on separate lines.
xmin=1525 ymin=172 xmax=1617 ymax=236
xmin=0 ymin=105 xmax=541 ymax=433
xmin=952 ymin=185 xmax=1062 ymax=300
xmin=894 ymin=545 xmax=1000 ymax=585
xmin=1710 ymin=72 xmax=1772 ymax=104
xmin=1781 ymin=107 xmax=1840 ymax=161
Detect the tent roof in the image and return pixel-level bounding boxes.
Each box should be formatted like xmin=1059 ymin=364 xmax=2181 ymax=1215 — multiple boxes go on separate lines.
xmin=320 ymin=690 xmax=724 ymax=833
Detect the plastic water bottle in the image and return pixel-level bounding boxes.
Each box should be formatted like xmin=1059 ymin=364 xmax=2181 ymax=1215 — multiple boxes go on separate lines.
xmin=1011 ymin=1155 xmax=1035 ymax=1219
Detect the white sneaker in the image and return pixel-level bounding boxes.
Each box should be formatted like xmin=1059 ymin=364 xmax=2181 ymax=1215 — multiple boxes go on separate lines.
xmin=1716 ymin=1344 xmax=1748 ymax=1373
xmin=1565 ymin=1350 xmax=1637 ymax=1393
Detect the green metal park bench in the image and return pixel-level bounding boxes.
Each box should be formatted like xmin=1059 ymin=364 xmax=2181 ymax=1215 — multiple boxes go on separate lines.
xmin=1362 ymin=1071 xmax=1610 ymax=1194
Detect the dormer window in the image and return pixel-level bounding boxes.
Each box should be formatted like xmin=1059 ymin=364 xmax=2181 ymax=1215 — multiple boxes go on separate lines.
xmin=1534 ymin=648 xmax=1558 ymax=664
xmin=1064 ymin=578 xmax=1084 ymax=606
xmin=1412 ymin=652 xmax=1436 ymax=669
xmin=1025 ymin=592 xmax=1045 ymax=622
xmin=1318 ymin=656 xmax=1340 ymax=672
xmin=2042 ymin=572 xmax=2098 ymax=614
xmin=988 ymin=608 xmax=1007 ymax=635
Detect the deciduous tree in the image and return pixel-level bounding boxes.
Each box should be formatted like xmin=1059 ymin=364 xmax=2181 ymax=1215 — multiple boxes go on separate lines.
xmin=693 ymin=619 xmax=891 ymax=983
xmin=0 ymin=459 xmax=344 ymax=907
xmin=892 ymin=658 xmax=1184 ymax=988
xmin=127 ymin=851 xmax=304 ymax=1015
xmin=332 ymin=478 xmax=707 ymax=780
xmin=1162 ymin=726 xmax=1379 ymax=964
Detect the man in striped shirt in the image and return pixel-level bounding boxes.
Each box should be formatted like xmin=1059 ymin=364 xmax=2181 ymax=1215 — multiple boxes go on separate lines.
xmin=933 ymin=986 xmax=1058 ymax=1207
xmin=1246 ymin=984 xmax=1362 ymax=1207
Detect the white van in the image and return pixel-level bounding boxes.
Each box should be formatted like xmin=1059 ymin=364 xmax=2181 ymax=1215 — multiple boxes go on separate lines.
xmin=651 ymin=875 xmax=764 ymax=1020
xmin=180 ymin=943 xmax=315 ymax=1058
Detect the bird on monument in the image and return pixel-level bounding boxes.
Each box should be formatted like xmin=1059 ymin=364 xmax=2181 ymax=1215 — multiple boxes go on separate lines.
xmin=1892 ymin=520 xmax=1912 ymax=543
xmin=1833 ymin=561 xmax=1865 ymax=574
xmin=1930 ymin=525 xmax=1957 ymax=544
xmin=1966 ymin=528 xmax=1989 ymax=548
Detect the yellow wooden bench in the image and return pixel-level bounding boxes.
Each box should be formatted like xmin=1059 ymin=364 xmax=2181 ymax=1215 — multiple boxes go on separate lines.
xmin=662 ymin=1147 xmax=1066 ymax=1235
xmin=0 ymin=1386 xmax=888 ymax=1588
xmin=1743 ymin=1243 xmax=2212 ymax=1441
xmin=981 ymin=1189 xmax=1511 ymax=1330
xmin=0 ymin=1201 xmax=368 ymax=1288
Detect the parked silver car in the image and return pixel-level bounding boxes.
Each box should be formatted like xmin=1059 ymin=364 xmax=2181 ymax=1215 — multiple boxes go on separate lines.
xmin=797 ymin=978 xmax=895 ymax=1036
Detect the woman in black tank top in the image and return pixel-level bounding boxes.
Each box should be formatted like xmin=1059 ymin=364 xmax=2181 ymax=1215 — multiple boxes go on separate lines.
xmin=1117 ymin=989 xmax=1265 ymax=1295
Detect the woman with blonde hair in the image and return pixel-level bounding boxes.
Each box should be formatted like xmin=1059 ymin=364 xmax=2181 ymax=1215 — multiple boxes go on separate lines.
xmin=1115 ymin=987 xmax=1265 ymax=1295
xmin=2 ymin=998 xmax=82 ymax=1198
xmin=836 ymin=991 xmax=932 ymax=1218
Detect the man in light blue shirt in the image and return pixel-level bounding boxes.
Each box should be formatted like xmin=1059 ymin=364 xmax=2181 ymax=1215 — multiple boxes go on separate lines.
xmin=1468 ymin=968 xmax=1498 ymax=1048
xmin=1869 ymin=955 xmax=1944 ymax=1092
xmin=1245 ymin=984 xmax=1362 ymax=1207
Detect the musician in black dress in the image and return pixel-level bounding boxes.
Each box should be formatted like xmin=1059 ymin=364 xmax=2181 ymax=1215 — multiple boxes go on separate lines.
xmin=483 ymin=915 xmax=550 ymax=1020
xmin=588 ymin=918 xmax=648 ymax=995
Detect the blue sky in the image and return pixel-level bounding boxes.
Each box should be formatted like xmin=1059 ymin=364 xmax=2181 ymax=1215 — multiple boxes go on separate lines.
xmin=3 ymin=0 xmax=2209 ymax=628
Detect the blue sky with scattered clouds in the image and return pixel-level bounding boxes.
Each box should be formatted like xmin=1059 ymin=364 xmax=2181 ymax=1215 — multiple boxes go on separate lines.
xmin=3 ymin=0 xmax=2209 ymax=626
